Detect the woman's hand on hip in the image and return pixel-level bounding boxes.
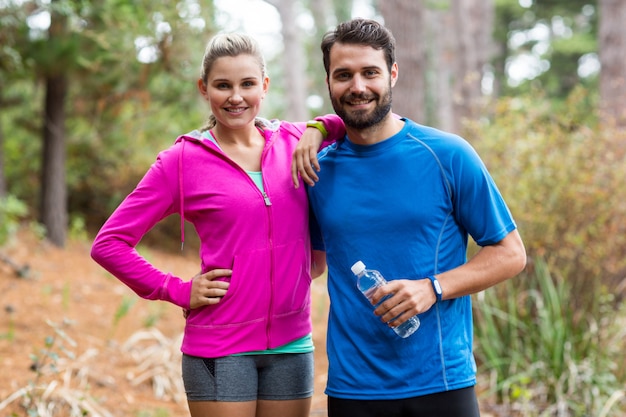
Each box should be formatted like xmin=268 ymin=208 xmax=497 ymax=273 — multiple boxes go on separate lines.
xmin=189 ymin=269 xmax=232 ymax=309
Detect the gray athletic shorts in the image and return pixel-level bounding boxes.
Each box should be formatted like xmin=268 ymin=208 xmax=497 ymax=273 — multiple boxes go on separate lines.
xmin=182 ymin=353 xmax=314 ymax=402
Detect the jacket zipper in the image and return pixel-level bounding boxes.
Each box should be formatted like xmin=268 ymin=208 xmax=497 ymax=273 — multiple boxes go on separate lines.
xmin=191 ymin=132 xmax=276 ymax=349
xmin=232 ymin=161 xmax=274 ymax=349
xmin=262 ymin=192 xmax=272 ymax=206
xmin=260 ymin=148 xmax=274 ymax=350
xmin=226 ymin=155 xmax=275 ymax=349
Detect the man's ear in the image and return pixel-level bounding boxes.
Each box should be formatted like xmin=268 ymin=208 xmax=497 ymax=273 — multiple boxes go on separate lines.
xmin=390 ymin=62 xmax=399 ymax=88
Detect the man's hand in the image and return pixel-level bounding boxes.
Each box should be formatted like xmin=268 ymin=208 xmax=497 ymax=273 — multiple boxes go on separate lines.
xmin=292 ymin=127 xmax=325 ymax=188
xmin=189 ymin=269 xmax=232 ymax=309
xmin=370 ymin=279 xmax=436 ymax=327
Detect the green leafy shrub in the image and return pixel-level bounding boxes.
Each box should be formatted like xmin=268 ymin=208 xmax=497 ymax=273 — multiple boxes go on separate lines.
xmin=0 ymin=195 xmax=28 ymax=246
xmin=466 ymin=86 xmax=626 ymax=309
xmin=474 ymin=257 xmax=626 ymax=416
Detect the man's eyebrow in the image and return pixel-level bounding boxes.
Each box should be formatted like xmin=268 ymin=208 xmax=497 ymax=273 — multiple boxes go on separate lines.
xmin=331 ymin=67 xmax=349 ymax=76
xmin=331 ymin=65 xmax=382 ymax=76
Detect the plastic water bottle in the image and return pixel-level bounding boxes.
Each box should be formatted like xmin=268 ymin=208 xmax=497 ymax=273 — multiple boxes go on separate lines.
xmin=351 ymin=261 xmax=420 ymax=338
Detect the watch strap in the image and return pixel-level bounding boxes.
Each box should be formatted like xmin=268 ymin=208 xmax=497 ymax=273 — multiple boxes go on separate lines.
xmin=428 ymin=275 xmax=443 ymax=302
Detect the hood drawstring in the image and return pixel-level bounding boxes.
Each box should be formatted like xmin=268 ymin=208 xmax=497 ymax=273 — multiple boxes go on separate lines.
xmin=179 ymin=139 xmax=185 ymax=251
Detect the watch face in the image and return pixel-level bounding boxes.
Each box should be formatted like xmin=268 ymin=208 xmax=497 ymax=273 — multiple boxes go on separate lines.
xmin=431 ymin=276 xmax=442 ymax=296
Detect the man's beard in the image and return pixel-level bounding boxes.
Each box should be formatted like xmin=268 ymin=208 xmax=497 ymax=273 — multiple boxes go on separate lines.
xmin=330 ymin=85 xmax=392 ymax=130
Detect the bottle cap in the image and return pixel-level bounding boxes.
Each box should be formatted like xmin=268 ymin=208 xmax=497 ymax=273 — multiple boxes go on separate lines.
xmin=351 ymin=260 xmax=366 ymax=275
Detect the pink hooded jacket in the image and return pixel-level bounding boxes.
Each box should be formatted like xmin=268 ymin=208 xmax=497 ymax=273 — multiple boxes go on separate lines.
xmin=91 ymin=115 xmax=343 ymax=358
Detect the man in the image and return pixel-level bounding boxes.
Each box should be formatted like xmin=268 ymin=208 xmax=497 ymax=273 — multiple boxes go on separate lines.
xmin=294 ymin=18 xmax=527 ymax=417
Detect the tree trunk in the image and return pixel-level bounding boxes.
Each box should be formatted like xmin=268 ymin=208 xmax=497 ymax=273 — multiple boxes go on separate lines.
xmin=426 ymin=7 xmax=455 ymax=130
xmin=39 ymin=0 xmax=68 ymax=247
xmin=308 ymin=0 xmax=333 ymax=113
xmin=40 ymin=74 xmax=68 ymax=247
xmin=599 ymin=0 xmax=626 ymax=130
xmin=451 ymin=0 xmax=493 ymax=133
xmin=425 ymin=0 xmax=493 ymax=133
xmin=379 ymin=0 xmax=426 ymax=123
xmin=273 ymin=0 xmax=308 ymax=121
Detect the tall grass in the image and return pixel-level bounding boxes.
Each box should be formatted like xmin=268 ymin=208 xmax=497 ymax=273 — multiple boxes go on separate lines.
xmin=474 ymin=257 xmax=626 ymax=416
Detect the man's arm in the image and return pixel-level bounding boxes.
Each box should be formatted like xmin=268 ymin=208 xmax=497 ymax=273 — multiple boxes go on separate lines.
xmin=372 ymin=229 xmax=526 ymax=326
xmin=437 ymin=229 xmax=526 ymax=299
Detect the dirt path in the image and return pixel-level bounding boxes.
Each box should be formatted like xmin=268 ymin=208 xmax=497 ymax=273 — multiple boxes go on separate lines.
xmin=0 ymin=230 xmax=330 ymax=416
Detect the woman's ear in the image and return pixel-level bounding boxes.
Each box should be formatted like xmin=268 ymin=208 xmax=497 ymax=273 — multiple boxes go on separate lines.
xmin=262 ymin=75 xmax=270 ymax=98
xmin=197 ymin=78 xmax=209 ymax=100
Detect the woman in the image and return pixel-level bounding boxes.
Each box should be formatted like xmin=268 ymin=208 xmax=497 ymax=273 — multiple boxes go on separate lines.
xmin=91 ymin=33 xmax=343 ymax=417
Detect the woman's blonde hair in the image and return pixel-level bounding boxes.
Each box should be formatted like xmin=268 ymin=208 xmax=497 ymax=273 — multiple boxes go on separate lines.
xmin=199 ymin=33 xmax=267 ymax=131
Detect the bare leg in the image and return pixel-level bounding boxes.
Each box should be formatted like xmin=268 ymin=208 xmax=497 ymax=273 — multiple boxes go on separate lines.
xmin=188 ymin=400 xmax=257 ymax=417
xmin=257 ymin=398 xmax=312 ymax=417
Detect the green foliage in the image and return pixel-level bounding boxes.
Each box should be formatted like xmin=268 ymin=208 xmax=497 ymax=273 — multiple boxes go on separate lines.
xmin=493 ymin=0 xmax=598 ymax=98
xmin=143 ymin=303 xmax=167 ymax=328
xmin=112 ymin=295 xmax=137 ymax=328
xmin=474 ymin=258 xmax=626 ymax=416
xmin=0 ymin=1 xmax=29 ymax=79
xmin=467 ymin=86 xmax=626 ymax=309
xmin=0 ymin=195 xmax=28 ymax=246
xmin=68 ymin=214 xmax=87 ymax=240
xmin=0 ymin=310 xmax=16 ymax=341
xmin=0 ymin=0 xmax=216 ymax=230
xmin=468 ymin=87 xmax=626 ymax=413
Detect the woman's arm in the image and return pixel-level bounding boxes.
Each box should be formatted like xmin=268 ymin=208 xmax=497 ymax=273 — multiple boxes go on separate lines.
xmin=311 ymin=250 xmax=327 ymax=279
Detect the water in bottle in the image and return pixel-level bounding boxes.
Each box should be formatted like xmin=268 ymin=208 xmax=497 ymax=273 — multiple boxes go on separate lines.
xmin=351 ymin=260 xmax=420 ymax=338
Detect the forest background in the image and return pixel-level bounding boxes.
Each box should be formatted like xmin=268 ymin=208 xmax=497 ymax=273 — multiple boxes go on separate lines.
xmin=1 ymin=0 xmax=626 ymax=416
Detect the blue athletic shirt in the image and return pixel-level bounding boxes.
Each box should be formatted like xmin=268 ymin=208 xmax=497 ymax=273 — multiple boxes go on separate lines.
xmin=307 ymin=118 xmax=517 ymax=400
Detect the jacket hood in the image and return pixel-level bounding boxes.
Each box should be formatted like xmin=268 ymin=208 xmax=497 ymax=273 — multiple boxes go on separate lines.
xmin=174 ymin=129 xmax=207 ymax=250
xmin=173 ymin=119 xmax=280 ymax=250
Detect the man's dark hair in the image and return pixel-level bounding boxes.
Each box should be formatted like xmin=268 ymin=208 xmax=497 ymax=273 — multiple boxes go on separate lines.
xmin=321 ymin=18 xmax=396 ymax=76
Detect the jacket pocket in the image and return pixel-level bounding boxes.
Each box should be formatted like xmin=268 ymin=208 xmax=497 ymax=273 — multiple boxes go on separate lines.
xmin=271 ymin=239 xmax=311 ymax=316
xmin=187 ymin=248 xmax=272 ymax=327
